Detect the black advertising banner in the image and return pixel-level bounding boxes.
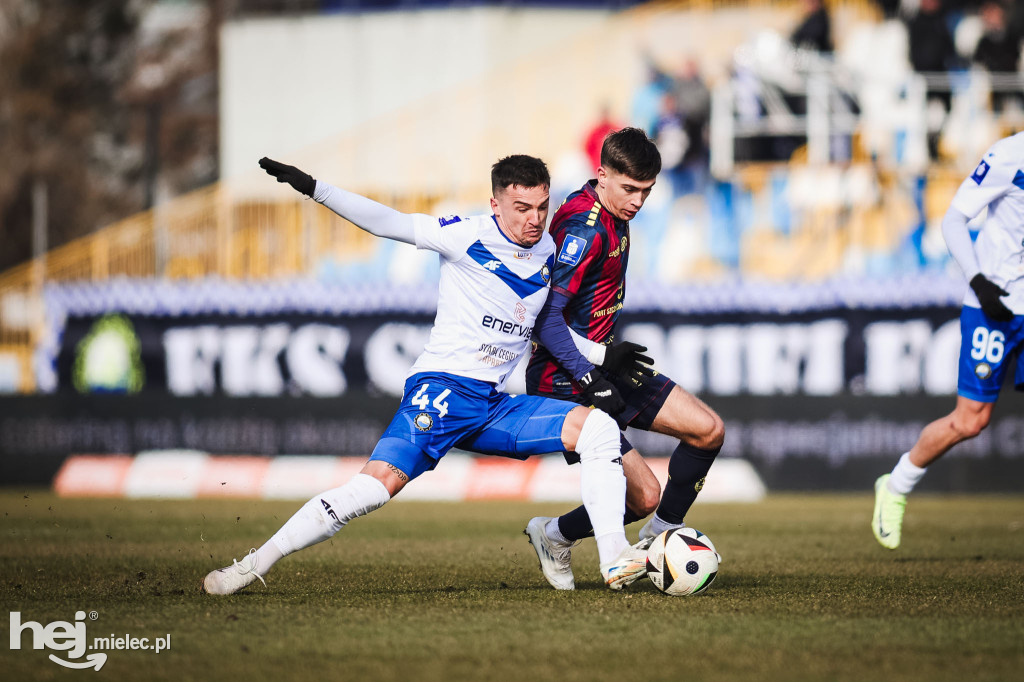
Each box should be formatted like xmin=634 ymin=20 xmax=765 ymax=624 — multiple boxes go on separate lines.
xmin=54 ymin=306 xmax=980 ymax=400
xmin=2 ymin=392 xmax=1022 ymax=491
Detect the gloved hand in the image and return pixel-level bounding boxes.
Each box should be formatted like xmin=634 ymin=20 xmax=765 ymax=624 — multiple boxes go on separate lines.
xmin=602 ymin=341 xmax=655 ymax=382
xmin=970 ymin=274 xmax=1013 ymax=322
xmin=259 ymin=157 xmax=316 ymax=197
xmin=578 ymin=371 xmax=625 ymax=415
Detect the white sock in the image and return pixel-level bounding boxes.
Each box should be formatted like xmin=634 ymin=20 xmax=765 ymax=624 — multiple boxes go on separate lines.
xmin=646 ymin=513 xmax=685 ymax=538
xmin=252 ymin=539 xmax=284 ymax=575
xmin=545 ymin=518 xmax=571 ymax=546
xmin=575 ymin=410 xmax=628 ymax=566
xmin=888 ymin=452 xmax=926 ymax=495
xmin=264 ymin=474 xmax=391 ymax=574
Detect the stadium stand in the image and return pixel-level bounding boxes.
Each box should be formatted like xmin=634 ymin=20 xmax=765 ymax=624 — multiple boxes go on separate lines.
xmin=1 ymin=0 xmax=1021 ymax=394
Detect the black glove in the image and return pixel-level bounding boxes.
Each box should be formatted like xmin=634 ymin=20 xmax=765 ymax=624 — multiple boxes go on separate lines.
xmin=970 ymin=274 xmax=1013 ymax=322
xmin=602 ymin=341 xmax=655 ymax=382
xmin=259 ymin=157 xmax=316 ymax=197
xmin=578 ymin=371 xmax=625 ymax=415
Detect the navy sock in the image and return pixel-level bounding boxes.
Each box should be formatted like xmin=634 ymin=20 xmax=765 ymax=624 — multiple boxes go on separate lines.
xmin=556 ymin=505 xmax=644 ymax=542
xmin=655 ymin=442 xmax=720 ymax=524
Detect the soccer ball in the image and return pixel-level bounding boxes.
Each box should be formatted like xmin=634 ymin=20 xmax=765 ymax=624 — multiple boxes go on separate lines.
xmin=645 ymin=527 xmax=720 ymax=596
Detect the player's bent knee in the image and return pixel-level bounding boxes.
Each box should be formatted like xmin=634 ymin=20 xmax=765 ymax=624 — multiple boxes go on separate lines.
xmin=574 ymin=409 xmax=622 ymax=463
xmin=952 ymin=412 xmax=990 ymax=440
xmin=690 ymin=411 xmax=725 ymax=451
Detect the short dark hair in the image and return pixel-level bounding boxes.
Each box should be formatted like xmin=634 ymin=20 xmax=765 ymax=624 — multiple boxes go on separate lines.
xmin=600 ymin=127 xmax=661 ymax=181
xmin=491 ymin=155 xmax=550 ymax=195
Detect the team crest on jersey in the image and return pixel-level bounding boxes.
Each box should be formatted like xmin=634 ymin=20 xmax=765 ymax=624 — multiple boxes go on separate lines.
xmin=971 ymin=160 xmax=991 ymax=185
xmin=513 ymin=250 xmax=532 ymax=260
xmin=514 ymin=302 xmax=527 ymax=323
xmin=540 ymin=264 xmax=550 ymax=283
xmin=558 ymin=235 xmax=588 ymax=266
xmin=438 ymin=215 xmax=462 ymax=227
xmin=975 ymin=362 xmax=993 ymax=380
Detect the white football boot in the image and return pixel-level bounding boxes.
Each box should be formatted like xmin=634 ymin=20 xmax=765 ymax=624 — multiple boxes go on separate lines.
xmin=524 ymin=517 xmax=576 ymax=590
xmin=600 ymin=545 xmax=649 ymax=590
xmin=202 ymin=549 xmax=267 ymax=595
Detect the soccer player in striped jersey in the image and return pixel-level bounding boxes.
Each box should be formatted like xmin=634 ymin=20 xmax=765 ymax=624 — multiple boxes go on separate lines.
xmin=873 ymin=132 xmax=1024 ymax=549
xmin=203 ymin=154 xmax=646 ymax=594
xmin=524 ymin=127 xmax=725 ymax=590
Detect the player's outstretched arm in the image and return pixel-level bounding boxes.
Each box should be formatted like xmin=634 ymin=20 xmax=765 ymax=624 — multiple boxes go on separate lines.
xmin=259 ymin=157 xmax=417 ymax=245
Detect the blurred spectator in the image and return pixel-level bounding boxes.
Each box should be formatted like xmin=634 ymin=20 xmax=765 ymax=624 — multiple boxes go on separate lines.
xmin=874 ymin=0 xmax=902 ymax=20
xmin=973 ymin=1 xmax=1022 ymax=112
xmin=671 ymin=58 xmax=712 ymax=194
xmin=790 ymin=0 xmax=834 ymax=54
xmin=631 ymin=61 xmax=673 ymax=137
xmin=906 ymin=0 xmax=959 ymax=157
xmin=583 ymin=105 xmax=620 ymax=172
xmin=907 ymin=0 xmax=959 ymax=75
xmin=973 ymin=1 xmax=1020 ymax=72
xmin=654 ymin=92 xmax=687 ymax=174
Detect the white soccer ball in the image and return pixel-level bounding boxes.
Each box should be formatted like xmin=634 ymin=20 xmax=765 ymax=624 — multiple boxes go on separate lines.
xmin=645 ymin=527 xmax=720 ymax=596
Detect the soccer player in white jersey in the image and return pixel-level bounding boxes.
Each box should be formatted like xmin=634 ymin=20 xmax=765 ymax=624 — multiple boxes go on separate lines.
xmin=202 ymin=154 xmax=647 ymax=594
xmin=873 ymin=132 xmax=1024 ymax=549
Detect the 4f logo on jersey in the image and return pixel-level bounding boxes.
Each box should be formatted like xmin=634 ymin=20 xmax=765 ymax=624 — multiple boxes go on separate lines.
xmin=971 ymin=160 xmax=991 ymax=185
xmin=557 ymin=235 xmax=588 ymax=266
xmin=482 ymin=260 xmax=501 ymax=271
xmin=438 ymin=215 xmax=462 ymax=227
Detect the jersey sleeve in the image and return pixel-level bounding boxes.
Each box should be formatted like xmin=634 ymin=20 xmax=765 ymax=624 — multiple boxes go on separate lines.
xmin=413 ymin=214 xmax=479 ymax=261
xmin=549 ymin=217 xmax=605 ymax=297
xmin=951 ymin=139 xmax=1019 ymax=219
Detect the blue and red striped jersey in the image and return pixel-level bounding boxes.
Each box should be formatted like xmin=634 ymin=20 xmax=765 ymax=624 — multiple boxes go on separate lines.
xmin=526 ymin=180 xmax=629 ymax=396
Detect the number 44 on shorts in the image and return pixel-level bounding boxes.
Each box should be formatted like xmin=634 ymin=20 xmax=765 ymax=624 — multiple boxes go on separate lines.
xmin=971 ymin=327 xmax=1005 ymax=364
xmin=411 ymin=383 xmax=452 ymax=418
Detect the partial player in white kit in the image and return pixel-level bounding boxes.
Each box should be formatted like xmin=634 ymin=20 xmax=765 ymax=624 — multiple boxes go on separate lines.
xmin=203 ymin=154 xmax=647 ymax=593
xmin=873 ymin=132 xmax=1024 ymax=549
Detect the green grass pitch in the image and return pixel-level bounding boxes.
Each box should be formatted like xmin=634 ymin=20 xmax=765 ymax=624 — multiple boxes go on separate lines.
xmin=3 ymin=491 xmax=1023 ymax=681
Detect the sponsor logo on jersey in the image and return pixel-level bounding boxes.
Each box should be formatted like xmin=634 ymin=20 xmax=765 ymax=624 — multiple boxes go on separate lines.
xmin=481 ymin=259 xmax=502 ymax=271
xmin=971 ymin=160 xmax=991 ymax=185
xmin=558 ymin=235 xmax=588 ymax=266
xmin=513 ymin=250 xmax=532 ymax=260
xmin=414 ymin=412 xmax=434 ymax=431
xmin=514 ymin=302 xmax=527 ymax=323
xmin=975 ymin=362 xmax=993 ymax=380
xmin=608 ymin=235 xmax=628 ymax=258
xmin=438 ymin=215 xmax=462 ymax=227
xmin=481 ymin=314 xmax=533 ymax=338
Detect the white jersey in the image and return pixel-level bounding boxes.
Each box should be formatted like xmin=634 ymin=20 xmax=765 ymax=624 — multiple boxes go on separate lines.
xmin=408 ymin=213 xmax=554 ymax=390
xmin=951 ymin=132 xmax=1024 ymax=314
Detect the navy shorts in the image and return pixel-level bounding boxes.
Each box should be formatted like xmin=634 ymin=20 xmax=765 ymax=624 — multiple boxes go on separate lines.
xmin=534 ymin=370 xmax=676 ymax=461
